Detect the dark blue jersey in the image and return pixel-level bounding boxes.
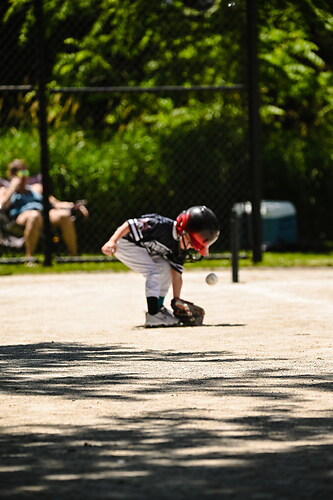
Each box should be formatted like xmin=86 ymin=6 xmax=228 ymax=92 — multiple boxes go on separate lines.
xmin=125 ymin=213 xmax=184 ymax=273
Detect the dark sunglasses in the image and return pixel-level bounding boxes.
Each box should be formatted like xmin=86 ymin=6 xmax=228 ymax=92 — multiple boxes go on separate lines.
xmin=15 ymin=169 xmax=30 ymax=177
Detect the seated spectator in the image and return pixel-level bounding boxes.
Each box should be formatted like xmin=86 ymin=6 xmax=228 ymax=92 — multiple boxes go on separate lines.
xmin=0 ymin=159 xmax=88 ymax=258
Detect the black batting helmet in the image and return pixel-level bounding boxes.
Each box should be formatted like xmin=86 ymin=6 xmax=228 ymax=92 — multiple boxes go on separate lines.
xmin=176 ymin=205 xmax=220 ymax=257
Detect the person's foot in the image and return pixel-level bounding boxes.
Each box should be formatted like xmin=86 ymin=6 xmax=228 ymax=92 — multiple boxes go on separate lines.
xmin=145 ymin=309 xmax=180 ymax=328
xmin=24 ymin=257 xmax=39 ymax=268
xmin=24 ymin=259 xmax=38 ymax=267
xmin=159 ymin=306 xmax=178 ymax=320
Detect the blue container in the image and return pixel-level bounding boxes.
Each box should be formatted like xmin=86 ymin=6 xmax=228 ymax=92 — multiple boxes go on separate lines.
xmin=233 ymin=200 xmax=298 ymax=249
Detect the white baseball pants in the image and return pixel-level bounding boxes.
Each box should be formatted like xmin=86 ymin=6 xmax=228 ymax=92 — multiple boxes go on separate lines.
xmin=115 ymin=238 xmax=172 ymax=298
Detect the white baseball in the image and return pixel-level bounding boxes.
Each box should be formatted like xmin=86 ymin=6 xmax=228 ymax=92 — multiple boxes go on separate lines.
xmin=205 ymin=272 xmax=218 ymax=286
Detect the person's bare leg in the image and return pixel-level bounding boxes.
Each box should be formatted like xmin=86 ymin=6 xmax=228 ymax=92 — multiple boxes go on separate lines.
xmin=16 ymin=210 xmax=43 ymax=257
xmin=50 ymin=208 xmax=78 ymax=256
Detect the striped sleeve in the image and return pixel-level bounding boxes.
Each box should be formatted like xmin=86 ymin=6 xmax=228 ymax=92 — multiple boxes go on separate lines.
xmin=127 ymin=218 xmax=143 ymax=242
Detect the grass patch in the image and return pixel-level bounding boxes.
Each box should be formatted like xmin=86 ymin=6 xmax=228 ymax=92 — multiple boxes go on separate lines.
xmin=256 ymin=252 xmax=333 ymax=268
xmin=0 ymin=251 xmax=332 ymax=276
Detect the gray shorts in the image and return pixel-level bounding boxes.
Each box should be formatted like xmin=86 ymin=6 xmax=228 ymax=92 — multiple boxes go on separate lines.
xmin=115 ymin=238 xmax=172 ymax=298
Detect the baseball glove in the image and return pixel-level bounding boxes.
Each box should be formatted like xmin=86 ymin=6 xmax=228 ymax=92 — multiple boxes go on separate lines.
xmin=171 ymin=298 xmax=205 ymax=326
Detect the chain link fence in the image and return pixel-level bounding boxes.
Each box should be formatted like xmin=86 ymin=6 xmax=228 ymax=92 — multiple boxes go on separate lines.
xmin=1 ymin=0 xmax=256 ymax=265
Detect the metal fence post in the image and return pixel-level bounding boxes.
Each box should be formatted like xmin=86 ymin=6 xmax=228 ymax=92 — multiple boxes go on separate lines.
xmin=231 ymin=210 xmax=239 ymax=283
xmin=247 ymin=0 xmax=262 ymax=263
xmin=34 ymin=0 xmax=52 ymax=266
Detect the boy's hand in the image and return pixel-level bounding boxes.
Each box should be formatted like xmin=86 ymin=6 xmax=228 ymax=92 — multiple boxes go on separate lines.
xmin=101 ymin=240 xmax=117 ymax=256
xmin=101 ymin=222 xmax=130 ymax=257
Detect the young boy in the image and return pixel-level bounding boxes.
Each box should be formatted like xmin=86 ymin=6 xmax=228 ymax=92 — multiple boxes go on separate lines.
xmin=101 ymin=205 xmax=220 ymax=327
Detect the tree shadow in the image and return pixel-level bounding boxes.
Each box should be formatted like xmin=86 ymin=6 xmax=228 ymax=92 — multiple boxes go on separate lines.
xmin=0 ymin=342 xmax=290 ymax=400
xmin=0 ymin=342 xmax=332 ymax=498
xmin=1 ymin=418 xmax=332 ymax=499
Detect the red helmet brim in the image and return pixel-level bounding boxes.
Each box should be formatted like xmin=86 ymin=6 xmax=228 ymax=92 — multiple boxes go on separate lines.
xmin=189 ymin=233 xmax=209 ymax=257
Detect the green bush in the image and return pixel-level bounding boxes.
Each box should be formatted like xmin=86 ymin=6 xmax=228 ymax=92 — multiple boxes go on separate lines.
xmin=0 ymin=99 xmax=246 ymax=252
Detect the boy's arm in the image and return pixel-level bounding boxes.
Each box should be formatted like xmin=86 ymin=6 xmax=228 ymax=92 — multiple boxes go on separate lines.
xmin=171 ymin=267 xmax=183 ymax=299
xmin=101 ymin=221 xmax=130 ymax=256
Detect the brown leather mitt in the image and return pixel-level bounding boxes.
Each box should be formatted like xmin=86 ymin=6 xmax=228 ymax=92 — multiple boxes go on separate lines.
xmin=171 ymin=298 xmax=205 ymax=326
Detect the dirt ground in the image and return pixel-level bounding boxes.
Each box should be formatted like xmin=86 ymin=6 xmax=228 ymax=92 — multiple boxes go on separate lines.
xmin=0 ymin=267 xmax=332 ymax=499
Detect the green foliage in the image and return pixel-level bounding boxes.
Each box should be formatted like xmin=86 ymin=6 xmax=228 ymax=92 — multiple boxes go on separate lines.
xmin=49 ymin=0 xmax=244 ymax=87
xmin=0 ymin=127 xmax=40 ymax=173
xmin=0 ymin=90 xmax=246 ymax=252
xmin=1 ymin=0 xmax=333 ymax=244
xmin=257 ymin=0 xmax=333 ymax=241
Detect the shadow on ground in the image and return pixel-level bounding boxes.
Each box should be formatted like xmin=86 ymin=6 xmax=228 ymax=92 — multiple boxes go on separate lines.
xmin=0 ymin=343 xmax=332 ymax=499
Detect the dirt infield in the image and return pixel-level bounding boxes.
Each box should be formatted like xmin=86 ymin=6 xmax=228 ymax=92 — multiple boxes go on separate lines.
xmin=1 ymin=267 xmax=332 ymax=498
